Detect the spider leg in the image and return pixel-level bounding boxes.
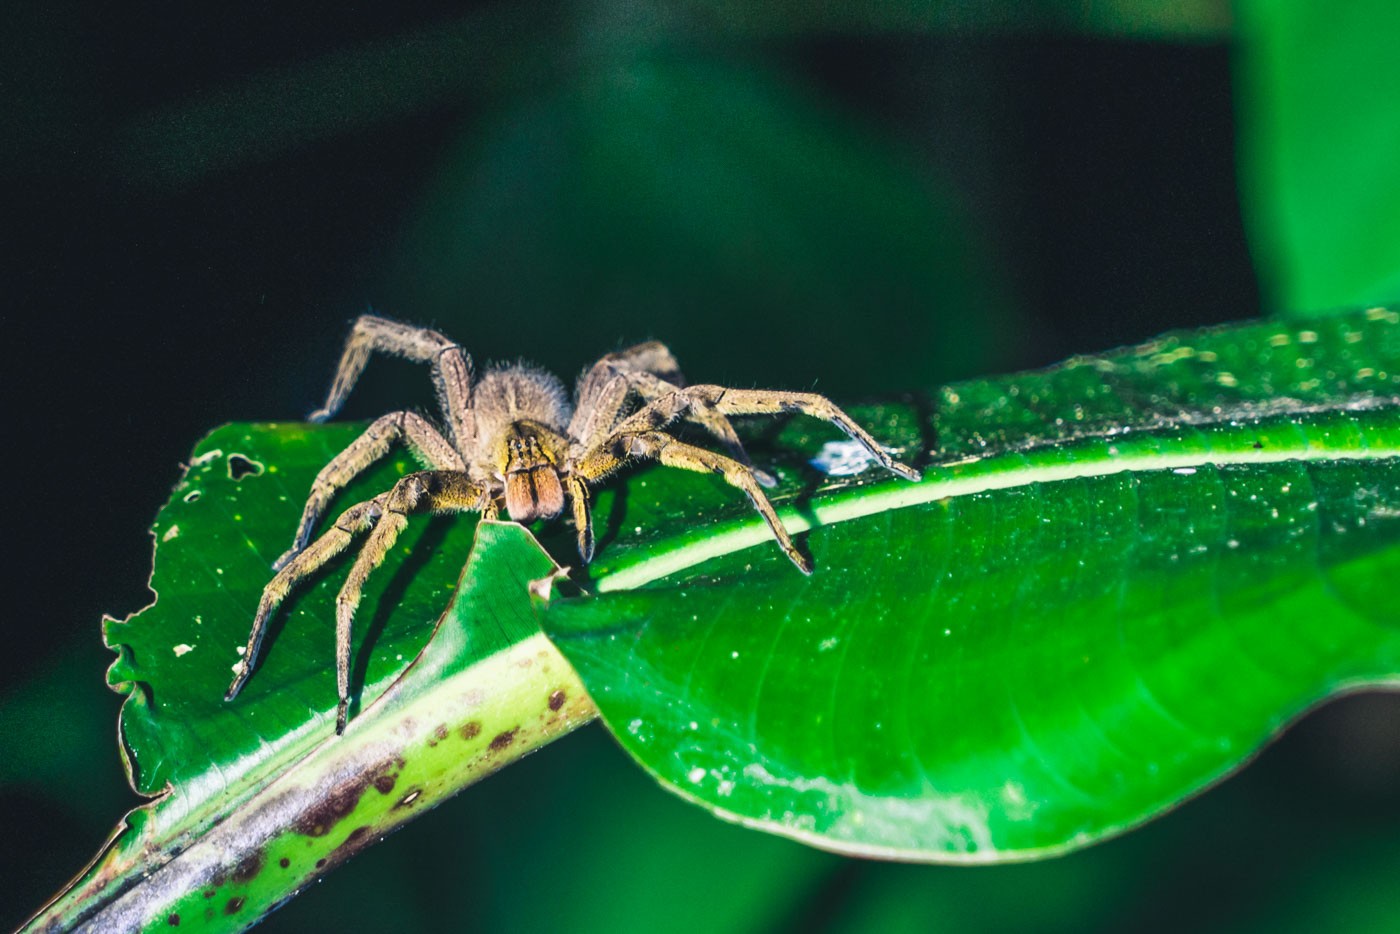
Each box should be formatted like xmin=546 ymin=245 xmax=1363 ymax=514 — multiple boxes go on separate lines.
xmin=309 ymin=314 xmax=476 ymax=448
xmin=623 ymin=371 xmax=771 ymax=483
xmin=611 ymin=386 xmax=921 ymax=482
xmin=275 ymin=411 xmax=464 ymax=570
xmin=332 ymin=471 xmax=488 ymax=733
xmin=226 ymin=495 xmax=386 ymax=702
xmin=571 ymin=343 xmax=770 ymax=485
xmin=565 ymin=475 xmax=593 ymax=562
xmin=575 ymin=431 xmax=813 ymax=574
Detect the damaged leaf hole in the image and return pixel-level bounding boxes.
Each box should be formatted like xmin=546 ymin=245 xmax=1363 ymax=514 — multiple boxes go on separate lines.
xmin=227 ymin=453 xmax=265 ymax=481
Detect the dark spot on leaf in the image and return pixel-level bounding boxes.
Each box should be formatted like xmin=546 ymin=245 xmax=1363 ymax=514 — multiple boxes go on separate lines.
xmin=316 ymin=858 xmax=327 ymax=869
xmin=168 ymin=914 xmax=180 ymax=926
xmin=428 ymin=723 xmax=449 ymax=747
xmin=293 ymin=785 xmax=364 ymax=837
xmin=343 ymin=826 xmax=369 ymax=846
xmin=184 ymin=490 xmax=201 ymax=503
xmin=203 ymin=890 xmax=216 ymax=899
xmin=395 ymin=788 xmax=422 ymax=809
xmin=548 ymin=689 xmax=566 ymax=711
xmin=279 ymin=857 xmax=290 ymax=869
xmin=293 ymin=756 xmax=402 ymax=836
xmin=1253 ymin=440 xmax=1264 ymax=449
xmin=227 ymin=454 xmax=264 ymax=480
xmin=489 ymin=728 xmax=519 ymax=751
xmin=231 ymin=849 xmax=265 ymax=883
xmin=459 ymin=721 xmax=481 ymax=741
xmin=225 ymin=897 xmax=245 ymax=915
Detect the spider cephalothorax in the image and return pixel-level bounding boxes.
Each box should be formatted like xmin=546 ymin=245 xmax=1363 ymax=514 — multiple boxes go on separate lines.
xmin=226 ymin=315 xmax=920 ymax=731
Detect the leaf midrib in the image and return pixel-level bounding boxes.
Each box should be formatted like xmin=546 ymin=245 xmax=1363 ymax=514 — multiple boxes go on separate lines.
xmin=596 ymin=405 xmax=1400 ymax=592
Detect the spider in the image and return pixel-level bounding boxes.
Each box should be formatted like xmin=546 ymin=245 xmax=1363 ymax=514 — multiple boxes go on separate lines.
xmin=225 ymin=314 xmax=921 ymax=732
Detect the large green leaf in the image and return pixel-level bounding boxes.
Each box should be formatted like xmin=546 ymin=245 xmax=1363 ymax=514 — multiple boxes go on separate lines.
xmin=539 ymin=306 xmax=1400 ymax=860
xmin=26 ymin=308 xmax=1400 ymax=929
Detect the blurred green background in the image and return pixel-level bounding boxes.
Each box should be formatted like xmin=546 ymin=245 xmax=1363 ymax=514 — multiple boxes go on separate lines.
xmin=3 ymin=1 xmax=1399 ymax=930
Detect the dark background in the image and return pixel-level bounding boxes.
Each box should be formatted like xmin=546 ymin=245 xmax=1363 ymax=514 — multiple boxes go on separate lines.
xmin=4 ymin=2 xmax=1399 ymax=931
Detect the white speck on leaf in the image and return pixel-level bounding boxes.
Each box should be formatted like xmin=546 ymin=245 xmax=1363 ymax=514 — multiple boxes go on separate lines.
xmin=809 ymin=440 xmax=881 ymax=477
xmin=162 ymin=525 xmax=180 ymax=542
xmin=173 ymin=644 xmax=194 ymax=657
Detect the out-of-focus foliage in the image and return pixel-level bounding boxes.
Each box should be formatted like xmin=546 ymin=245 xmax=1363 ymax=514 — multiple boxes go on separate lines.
xmin=1236 ymin=0 xmax=1400 ymax=314
xmin=390 ymin=53 xmax=1009 ymax=395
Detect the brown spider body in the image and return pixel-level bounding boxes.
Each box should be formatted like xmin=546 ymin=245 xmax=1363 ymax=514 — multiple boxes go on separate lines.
xmin=472 ymin=364 xmax=573 ymax=522
xmin=226 ymin=315 xmax=919 ymax=732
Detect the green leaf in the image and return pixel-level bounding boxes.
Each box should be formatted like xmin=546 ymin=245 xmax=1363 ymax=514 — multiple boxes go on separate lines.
xmin=1236 ymin=0 xmax=1400 ymax=313
xmin=539 ymin=307 xmax=1400 ymax=861
xmin=27 ymin=308 xmax=1400 ymax=927
xmin=30 ymin=429 xmax=595 ymax=931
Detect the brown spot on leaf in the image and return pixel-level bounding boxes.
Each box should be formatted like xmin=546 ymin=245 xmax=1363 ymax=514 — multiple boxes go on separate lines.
xmin=168 ymin=914 xmax=180 ymax=926
xmin=293 ymin=756 xmax=403 ymax=836
xmin=203 ymin=890 xmax=216 ymax=899
xmin=548 ymin=689 xmax=566 ymax=711
xmin=428 ymin=723 xmax=449 ymax=747
xmin=225 ymin=897 xmax=245 ymax=915
xmin=489 ymin=728 xmax=519 ymax=751
xmin=279 ymin=857 xmax=290 ymax=869
xmin=231 ymin=849 xmax=265 ymax=884
xmin=459 ymin=721 xmax=481 ymax=741
xmin=316 ymin=858 xmax=327 ymax=869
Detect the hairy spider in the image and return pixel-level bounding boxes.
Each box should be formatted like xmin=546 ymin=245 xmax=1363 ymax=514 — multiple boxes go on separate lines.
xmin=225 ymin=314 xmax=920 ymax=732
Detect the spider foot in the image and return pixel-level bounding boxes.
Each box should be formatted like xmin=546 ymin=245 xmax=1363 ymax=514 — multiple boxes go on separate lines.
xmin=225 ymin=657 xmax=252 ymax=702
xmin=889 ymin=460 xmax=921 ymax=482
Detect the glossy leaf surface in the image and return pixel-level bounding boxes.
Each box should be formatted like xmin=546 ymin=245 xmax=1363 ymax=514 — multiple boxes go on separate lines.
xmin=33 ymin=429 xmax=594 ymax=931
xmin=541 ymin=308 xmax=1400 ymax=860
